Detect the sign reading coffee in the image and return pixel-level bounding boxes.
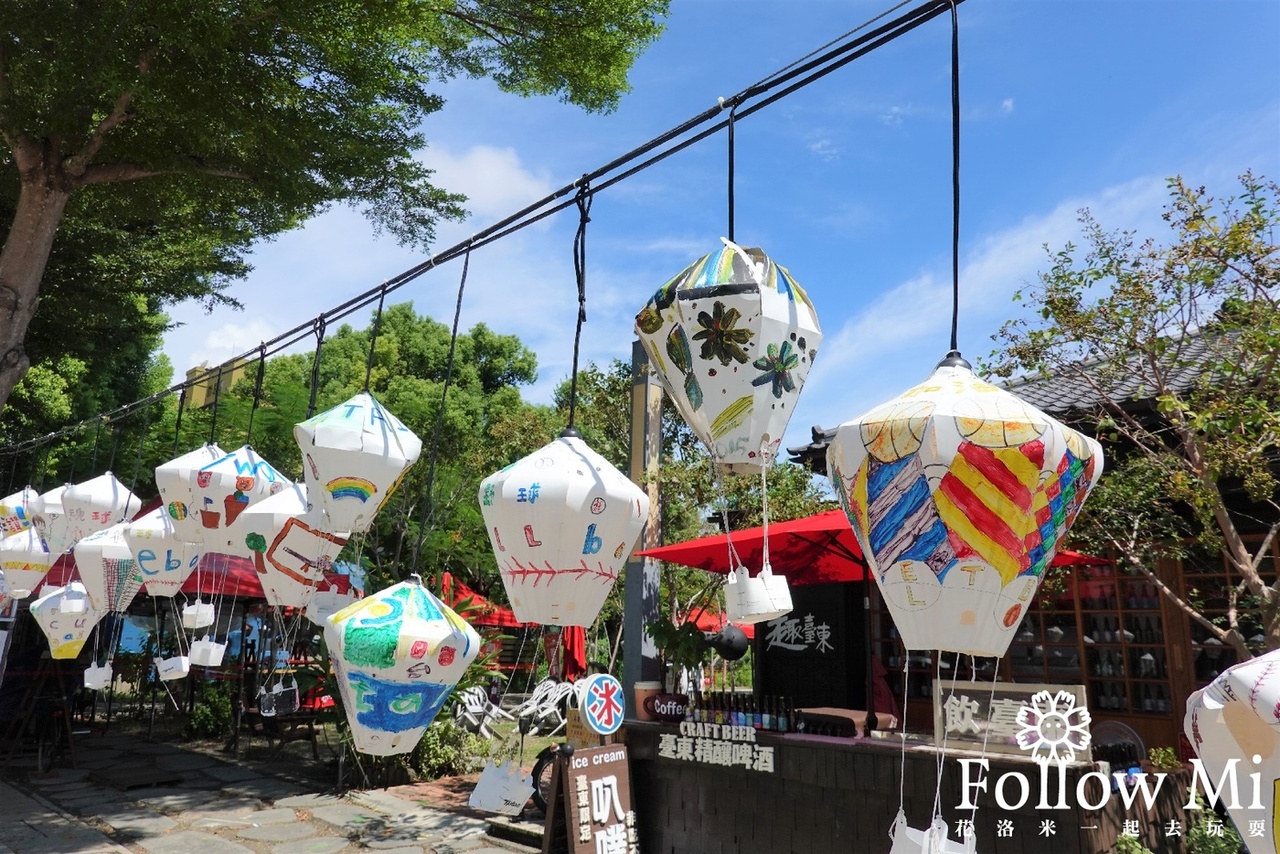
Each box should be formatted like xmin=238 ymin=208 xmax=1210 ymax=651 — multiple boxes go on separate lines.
xmin=644 ymin=693 xmax=686 ymax=722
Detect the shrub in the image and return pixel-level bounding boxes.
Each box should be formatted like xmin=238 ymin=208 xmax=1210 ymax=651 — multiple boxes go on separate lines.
xmin=1148 ymin=746 xmax=1182 ymax=772
xmin=185 ymin=682 xmax=233 ymax=739
xmin=1114 ymin=835 xmax=1153 ymax=854
xmin=406 ymin=718 xmax=491 ymax=780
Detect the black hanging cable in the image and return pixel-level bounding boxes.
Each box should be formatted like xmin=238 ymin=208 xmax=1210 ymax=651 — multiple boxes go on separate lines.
xmin=36 ymin=442 xmax=50 ymax=491
xmin=89 ymin=417 xmax=104 ymax=474
xmin=172 ymin=388 xmax=188 ymax=456
xmin=306 ymin=319 xmax=327 ymax=419
xmin=245 ymin=345 xmax=268 ymax=446
xmin=726 ymin=102 xmax=738 ymax=243
xmin=363 ymin=286 xmax=389 ymax=392
xmin=129 ymin=418 xmax=148 ymax=496
xmin=6 ymin=454 xmax=16 ymax=494
xmin=106 ymin=423 xmax=122 ymax=474
xmin=947 ymin=0 xmax=961 ymax=355
xmin=565 ymin=180 xmax=593 ymax=432
xmin=208 ymin=365 xmax=224 ymax=446
xmin=406 ymin=245 xmax=472 ymax=578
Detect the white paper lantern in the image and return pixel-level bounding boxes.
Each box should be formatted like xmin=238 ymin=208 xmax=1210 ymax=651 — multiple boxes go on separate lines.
xmin=29 ymin=484 xmax=71 ymax=556
xmin=325 ymin=576 xmax=480 ymax=755
xmin=0 ymin=527 xmax=52 ymax=598
xmin=826 ymin=358 xmax=1103 ymax=657
xmin=30 ymin=581 xmax=105 ymax=659
xmin=155 ymin=444 xmax=225 ymax=545
xmin=635 ymin=239 xmax=822 ymax=473
xmin=238 ymin=483 xmax=348 ymax=608
xmin=63 ymin=473 xmax=140 ymax=544
xmin=123 ymin=508 xmax=202 ymax=597
xmin=478 ymin=431 xmax=649 ymax=626
xmin=0 ymin=486 xmax=37 ymax=536
xmin=74 ymin=523 xmax=145 ymax=613
xmin=188 ymin=445 xmax=290 ymax=556
xmin=294 ymin=392 xmax=423 ymax=534
xmin=725 ymin=562 xmax=793 ymax=625
xmin=1185 ymin=649 xmax=1280 ymax=853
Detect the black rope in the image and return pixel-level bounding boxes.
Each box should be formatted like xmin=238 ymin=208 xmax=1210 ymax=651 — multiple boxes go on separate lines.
xmin=246 ymin=345 xmax=268 ymax=446
xmin=89 ymin=418 xmax=104 ymax=474
xmin=565 ymin=181 xmax=593 ymax=431
xmin=727 ymin=103 xmax=738 ymax=243
xmin=208 ymin=364 xmax=224 ymax=446
xmin=172 ymin=388 xmax=187 ymax=456
xmin=106 ymin=424 xmax=122 ymax=474
xmin=307 ymin=318 xmax=328 ymax=419
xmin=36 ymin=442 xmax=50 ymax=491
xmin=129 ymin=419 xmax=147 ymax=496
xmin=407 ymin=244 xmax=471 ymax=578
xmin=6 ymin=454 xmax=16 ymax=494
xmin=363 ymin=287 xmax=389 ymax=392
xmin=948 ymin=0 xmax=961 ymax=354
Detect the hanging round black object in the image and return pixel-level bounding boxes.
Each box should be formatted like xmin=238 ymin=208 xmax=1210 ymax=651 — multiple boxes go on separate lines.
xmin=705 ymin=624 xmax=749 ymax=661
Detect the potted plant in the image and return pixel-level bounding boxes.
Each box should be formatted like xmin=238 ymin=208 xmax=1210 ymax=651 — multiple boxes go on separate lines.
xmin=646 ymin=620 xmax=712 ymax=719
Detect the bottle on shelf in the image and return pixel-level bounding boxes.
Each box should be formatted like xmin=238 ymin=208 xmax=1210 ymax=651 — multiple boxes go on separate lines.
xmin=779 ymin=698 xmax=791 ymax=733
xmin=761 ymin=696 xmax=773 ymax=731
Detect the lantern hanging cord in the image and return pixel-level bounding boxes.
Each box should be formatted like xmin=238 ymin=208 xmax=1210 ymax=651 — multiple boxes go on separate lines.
xmin=172 ymin=388 xmax=187 ymax=457
xmin=759 ymin=441 xmax=771 ymax=569
xmin=106 ymin=422 xmax=121 ymax=474
xmin=307 ymin=318 xmax=327 ymax=419
xmin=363 ymin=286 xmax=389 ymax=392
xmin=129 ymin=414 xmax=148 ymax=495
xmin=5 ymin=454 xmax=15 ymax=494
xmin=208 ymin=364 xmax=223 ymax=446
xmin=407 ymin=249 xmax=469 ymax=578
xmin=726 ymin=102 xmax=738 ymax=243
xmin=969 ymin=655 xmax=1000 ymax=827
xmin=566 ymin=180 xmax=593 ymax=431
xmin=947 ymin=0 xmax=961 ymax=354
xmin=246 ymin=345 xmax=267 ymax=446
xmin=89 ymin=417 xmax=103 ymax=474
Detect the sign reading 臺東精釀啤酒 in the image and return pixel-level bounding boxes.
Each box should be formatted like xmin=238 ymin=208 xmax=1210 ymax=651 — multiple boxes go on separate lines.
xmin=655 ymin=721 xmax=776 ymax=773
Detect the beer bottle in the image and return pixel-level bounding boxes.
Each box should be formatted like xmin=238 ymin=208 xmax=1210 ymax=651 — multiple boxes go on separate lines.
xmin=778 ymin=697 xmax=791 ymax=733
xmin=745 ymin=695 xmax=757 ymax=729
xmin=761 ymin=696 xmax=773 ymax=731
xmin=713 ymin=692 xmax=724 ymax=726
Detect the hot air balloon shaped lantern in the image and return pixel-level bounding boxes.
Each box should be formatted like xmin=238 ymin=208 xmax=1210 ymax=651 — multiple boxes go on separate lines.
xmin=75 ymin=524 xmax=146 ymax=614
xmin=0 ymin=486 xmax=37 ymax=535
xmin=325 ymin=575 xmax=480 ymax=756
xmin=635 ymin=239 xmax=822 ymax=473
xmin=1185 ymin=648 xmax=1280 ymax=854
xmin=61 ymin=473 xmax=141 ymax=548
xmin=189 ymin=445 xmax=290 ymax=557
xmin=31 ymin=581 xmax=105 ymax=659
xmin=29 ymin=485 xmax=70 ymax=556
xmin=294 ymin=392 xmax=423 ymax=534
xmin=124 ymin=508 xmax=202 ymax=598
xmin=0 ymin=526 xmax=52 ymax=598
xmin=238 ymin=483 xmax=348 ymax=609
xmin=155 ymin=444 xmax=225 ymax=545
xmin=478 ymin=430 xmax=649 ymax=627
xmin=826 ymin=355 xmax=1103 ymax=658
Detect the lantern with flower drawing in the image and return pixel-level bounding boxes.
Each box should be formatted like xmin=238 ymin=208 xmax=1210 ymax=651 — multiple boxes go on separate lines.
xmin=325 ymin=575 xmax=479 ymax=755
xmin=0 ymin=486 xmax=37 ymax=536
xmin=155 ymin=444 xmax=225 ymax=546
xmin=294 ymin=392 xmax=422 ymax=534
xmin=826 ymin=356 xmax=1103 ymax=658
xmin=478 ymin=430 xmax=648 ymax=627
xmin=123 ymin=508 xmax=202 ymax=598
xmin=30 ymin=581 xmax=105 ymax=659
xmin=238 ymin=483 xmax=347 ymax=609
xmin=75 ymin=523 xmax=146 ymax=614
xmin=635 ymin=239 xmax=822 ymax=473
xmin=0 ymin=526 xmax=51 ymax=598
xmin=188 ymin=445 xmax=290 ymax=557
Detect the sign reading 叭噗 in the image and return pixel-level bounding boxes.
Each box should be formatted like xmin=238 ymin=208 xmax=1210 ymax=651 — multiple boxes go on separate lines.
xmin=542 ymin=745 xmax=638 ymax=854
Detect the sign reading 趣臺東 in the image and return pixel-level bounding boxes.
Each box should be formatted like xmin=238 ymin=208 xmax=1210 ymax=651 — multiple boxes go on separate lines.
xmin=655 ymin=721 xmax=776 ymax=773
xmin=933 ymin=680 xmax=1090 ymax=759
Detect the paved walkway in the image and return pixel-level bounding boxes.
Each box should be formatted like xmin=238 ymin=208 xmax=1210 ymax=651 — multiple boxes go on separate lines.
xmin=0 ymin=733 xmax=537 ymax=854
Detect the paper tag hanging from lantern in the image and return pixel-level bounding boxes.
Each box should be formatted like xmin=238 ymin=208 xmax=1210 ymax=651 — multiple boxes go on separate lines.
xmin=189 ymin=445 xmax=290 ymax=556
xmin=826 ymin=357 xmax=1103 ymax=657
xmin=478 ymin=431 xmax=648 ymax=627
xmin=294 ymin=392 xmax=422 ymax=534
xmin=84 ymin=663 xmax=113 ymax=690
xmin=182 ymin=599 xmax=216 ymax=630
xmin=155 ymin=444 xmax=225 ymax=546
xmin=888 ymin=813 xmax=977 ymax=854
xmin=123 ymin=508 xmax=203 ymax=597
xmin=470 ymin=760 xmax=535 ymax=816
xmin=30 ymin=582 xmax=105 ymax=659
xmin=155 ymin=655 xmax=190 ymax=681
xmin=189 ymin=637 xmax=227 ymax=667
xmin=0 ymin=527 xmax=52 ymax=598
xmin=238 ymin=483 xmax=348 ymax=609
xmin=62 ymin=473 xmax=141 ymax=547
xmin=724 ymin=561 xmax=793 ymax=625
xmin=74 ymin=523 xmax=145 ymax=613
xmin=325 ymin=576 xmax=480 ymax=756
xmin=0 ymin=486 xmax=37 ymax=536
xmin=635 ymin=239 xmax=823 ymax=473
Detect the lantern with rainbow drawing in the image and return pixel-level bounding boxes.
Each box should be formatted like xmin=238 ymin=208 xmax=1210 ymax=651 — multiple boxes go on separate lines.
xmin=478 ymin=430 xmax=649 ymax=627
xmin=123 ymin=508 xmax=202 ymax=598
xmin=30 ymin=581 xmax=105 ymax=659
xmin=155 ymin=444 xmax=225 ymax=546
xmin=635 ymin=239 xmax=822 ymax=473
xmin=325 ymin=575 xmax=479 ymax=756
xmin=294 ymin=392 xmax=422 ymax=534
xmin=826 ymin=355 xmax=1103 ymax=657
xmin=238 ymin=483 xmax=347 ymax=609
xmin=188 ymin=445 xmax=290 ymax=557
xmin=0 ymin=526 xmax=52 ymax=598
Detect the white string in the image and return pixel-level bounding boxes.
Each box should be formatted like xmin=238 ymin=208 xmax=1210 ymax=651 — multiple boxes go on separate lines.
xmin=759 ymin=440 xmax=771 ymax=570
xmin=969 ymin=655 xmax=1000 ymax=828
xmin=931 ymin=653 xmax=961 ymax=824
xmin=898 ymin=648 xmax=909 ymax=814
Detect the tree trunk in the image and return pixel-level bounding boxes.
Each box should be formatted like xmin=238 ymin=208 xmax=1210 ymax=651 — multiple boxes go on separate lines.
xmin=0 ymin=168 xmax=72 ymax=410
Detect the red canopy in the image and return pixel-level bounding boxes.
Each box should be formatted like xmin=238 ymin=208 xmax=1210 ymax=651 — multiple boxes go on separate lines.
xmin=440 ymin=572 xmax=523 ymax=628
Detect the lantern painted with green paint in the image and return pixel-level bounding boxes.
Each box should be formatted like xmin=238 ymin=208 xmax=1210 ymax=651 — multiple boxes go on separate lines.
xmin=324 ymin=575 xmax=480 ymax=756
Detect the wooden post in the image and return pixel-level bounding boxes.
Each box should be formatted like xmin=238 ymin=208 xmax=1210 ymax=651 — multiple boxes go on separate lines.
xmin=623 ymin=340 xmax=663 ymax=704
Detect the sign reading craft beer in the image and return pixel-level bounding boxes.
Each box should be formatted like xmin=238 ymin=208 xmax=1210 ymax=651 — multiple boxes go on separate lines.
xmin=542 ymin=745 xmax=638 ymax=854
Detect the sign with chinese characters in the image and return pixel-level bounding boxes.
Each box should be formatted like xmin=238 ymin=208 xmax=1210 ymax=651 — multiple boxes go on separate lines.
xmin=548 ymin=745 xmax=638 ymax=854
xmin=656 ymin=721 xmax=776 ymax=773
xmin=763 ymin=611 xmax=835 ymax=653
xmin=933 ymin=680 xmax=1089 ymax=758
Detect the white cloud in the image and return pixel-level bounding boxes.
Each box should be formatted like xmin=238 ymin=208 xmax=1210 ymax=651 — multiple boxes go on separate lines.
xmin=424 ymin=144 xmax=556 ymax=224
xmin=807 ymin=137 xmax=839 ymax=161
xmin=880 ymin=104 xmax=914 ymax=127
xmin=183 ymin=317 xmax=282 ymax=372
xmin=1001 ymin=98 xmax=1015 ymax=114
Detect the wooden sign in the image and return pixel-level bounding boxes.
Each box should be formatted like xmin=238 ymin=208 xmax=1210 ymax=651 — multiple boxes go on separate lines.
xmin=932 ymin=679 xmax=1090 ymax=758
xmin=542 ymin=745 xmax=638 ymax=854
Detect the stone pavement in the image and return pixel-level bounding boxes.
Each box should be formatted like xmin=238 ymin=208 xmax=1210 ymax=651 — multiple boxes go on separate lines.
xmin=0 ymin=733 xmax=538 ymax=854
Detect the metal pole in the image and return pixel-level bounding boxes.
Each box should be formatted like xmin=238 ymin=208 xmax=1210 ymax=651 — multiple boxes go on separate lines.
xmin=623 ymin=340 xmax=663 ymax=706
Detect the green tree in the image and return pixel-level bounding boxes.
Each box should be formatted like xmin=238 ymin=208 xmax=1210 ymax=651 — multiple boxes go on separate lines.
xmin=991 ymin=172 xmax=1280 ymax=656
xmin=0 ymin=0 xmax=669 ymax=412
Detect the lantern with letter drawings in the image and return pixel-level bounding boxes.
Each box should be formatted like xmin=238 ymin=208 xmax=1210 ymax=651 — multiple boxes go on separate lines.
xmin=478 ymin=430 xmax=649 ymax=626
xmin=188 ymin=445 xmax=289 ymax=557
xmin=1185 ymin=648 xmax=1280 ymax=854
xmin=826 ymin=356 xmax=1103 ymax=657
xmin=60 ymin=473 xmax=141 ymax=551
xmin=123 ymin=508 xmax=202 ymax=598
xmin=325 ymin=575 xmax=479 ymax=755
xmin=294 ymin=392 xmax=422 ymax=534
xmin=75 ymin=523 xmax=145 ymax=614
xmin=155 ymin=444 xmax=225 ymax=546
xmin=30 ymin=581 xmax=105 ymax=659
xmin=238 ymin=483 xmax=348 ymax=609
xmin=0 ymin=527 xmax=51 ymax=598
xmin=635 ymin=239 xmax=822 ymax=473
xmin=0 ymin=486 xmax=37 ymax=536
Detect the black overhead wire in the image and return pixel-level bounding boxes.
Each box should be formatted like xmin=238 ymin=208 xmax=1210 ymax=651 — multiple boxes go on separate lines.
xmin=0 ymin=0 xmax=960 ymax=462
xmin=246 ymin=345 xmax=268 ymax=445
xmin=364 ymin=286 xmax=389 ymax=392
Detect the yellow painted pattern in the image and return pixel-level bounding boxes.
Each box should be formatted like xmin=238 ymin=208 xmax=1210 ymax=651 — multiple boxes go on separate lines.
xmin=934 ymin=488 xmax=1021 ymax=582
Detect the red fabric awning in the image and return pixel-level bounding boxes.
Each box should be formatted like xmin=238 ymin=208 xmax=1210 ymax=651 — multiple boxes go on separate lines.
xmin=440 ymin=572 xmax=524 ymax=628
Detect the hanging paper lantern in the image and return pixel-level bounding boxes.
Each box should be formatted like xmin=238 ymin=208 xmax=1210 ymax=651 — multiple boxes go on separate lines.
xmin=30 ymin=581 xmax=106 ymax=659
xmin=325 ymin=576 xmax=480 ymax=756
xmin=307 ymin=563 xmax=365 ymax=627
xmin=123 ymin=508 xmax=202 ymax=598
xmin=724 ymin=563 xmax=793 ymax=625
xmin=29 ymin=484 xmax=71 ymax=556
xmin=478 ymin=431 xmax=649 ymax=626
xmin=74 ymin=523 xmax=145 ymax=613
xmin=635 ymin=239 xmax=822 ymax=473
xmin=62 ymin=473 xmax=141 ymax=547
xmin=826 ymin=357 xmax=1103 ymax=657
xmin=188 ymin=445 xmax=290 ymax=556
xmin=294 ymin=392 xmax=423 ymax=534
xmin=0 ymin=527 xmax=52 ymax=598
xmin=155 ymin=444 xmax=226 ymax=546
xmin=0 ymin=486 xmax=37 ymax=536
xmin=238 ymin=483 xmax=348 ymax=608
xmin=1185 ymin=649 xmax=1280 ymax=854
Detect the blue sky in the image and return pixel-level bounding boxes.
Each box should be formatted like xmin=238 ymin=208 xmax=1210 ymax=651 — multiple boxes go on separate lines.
xmin=162 ymin=0 xmax=1280 ymax=458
